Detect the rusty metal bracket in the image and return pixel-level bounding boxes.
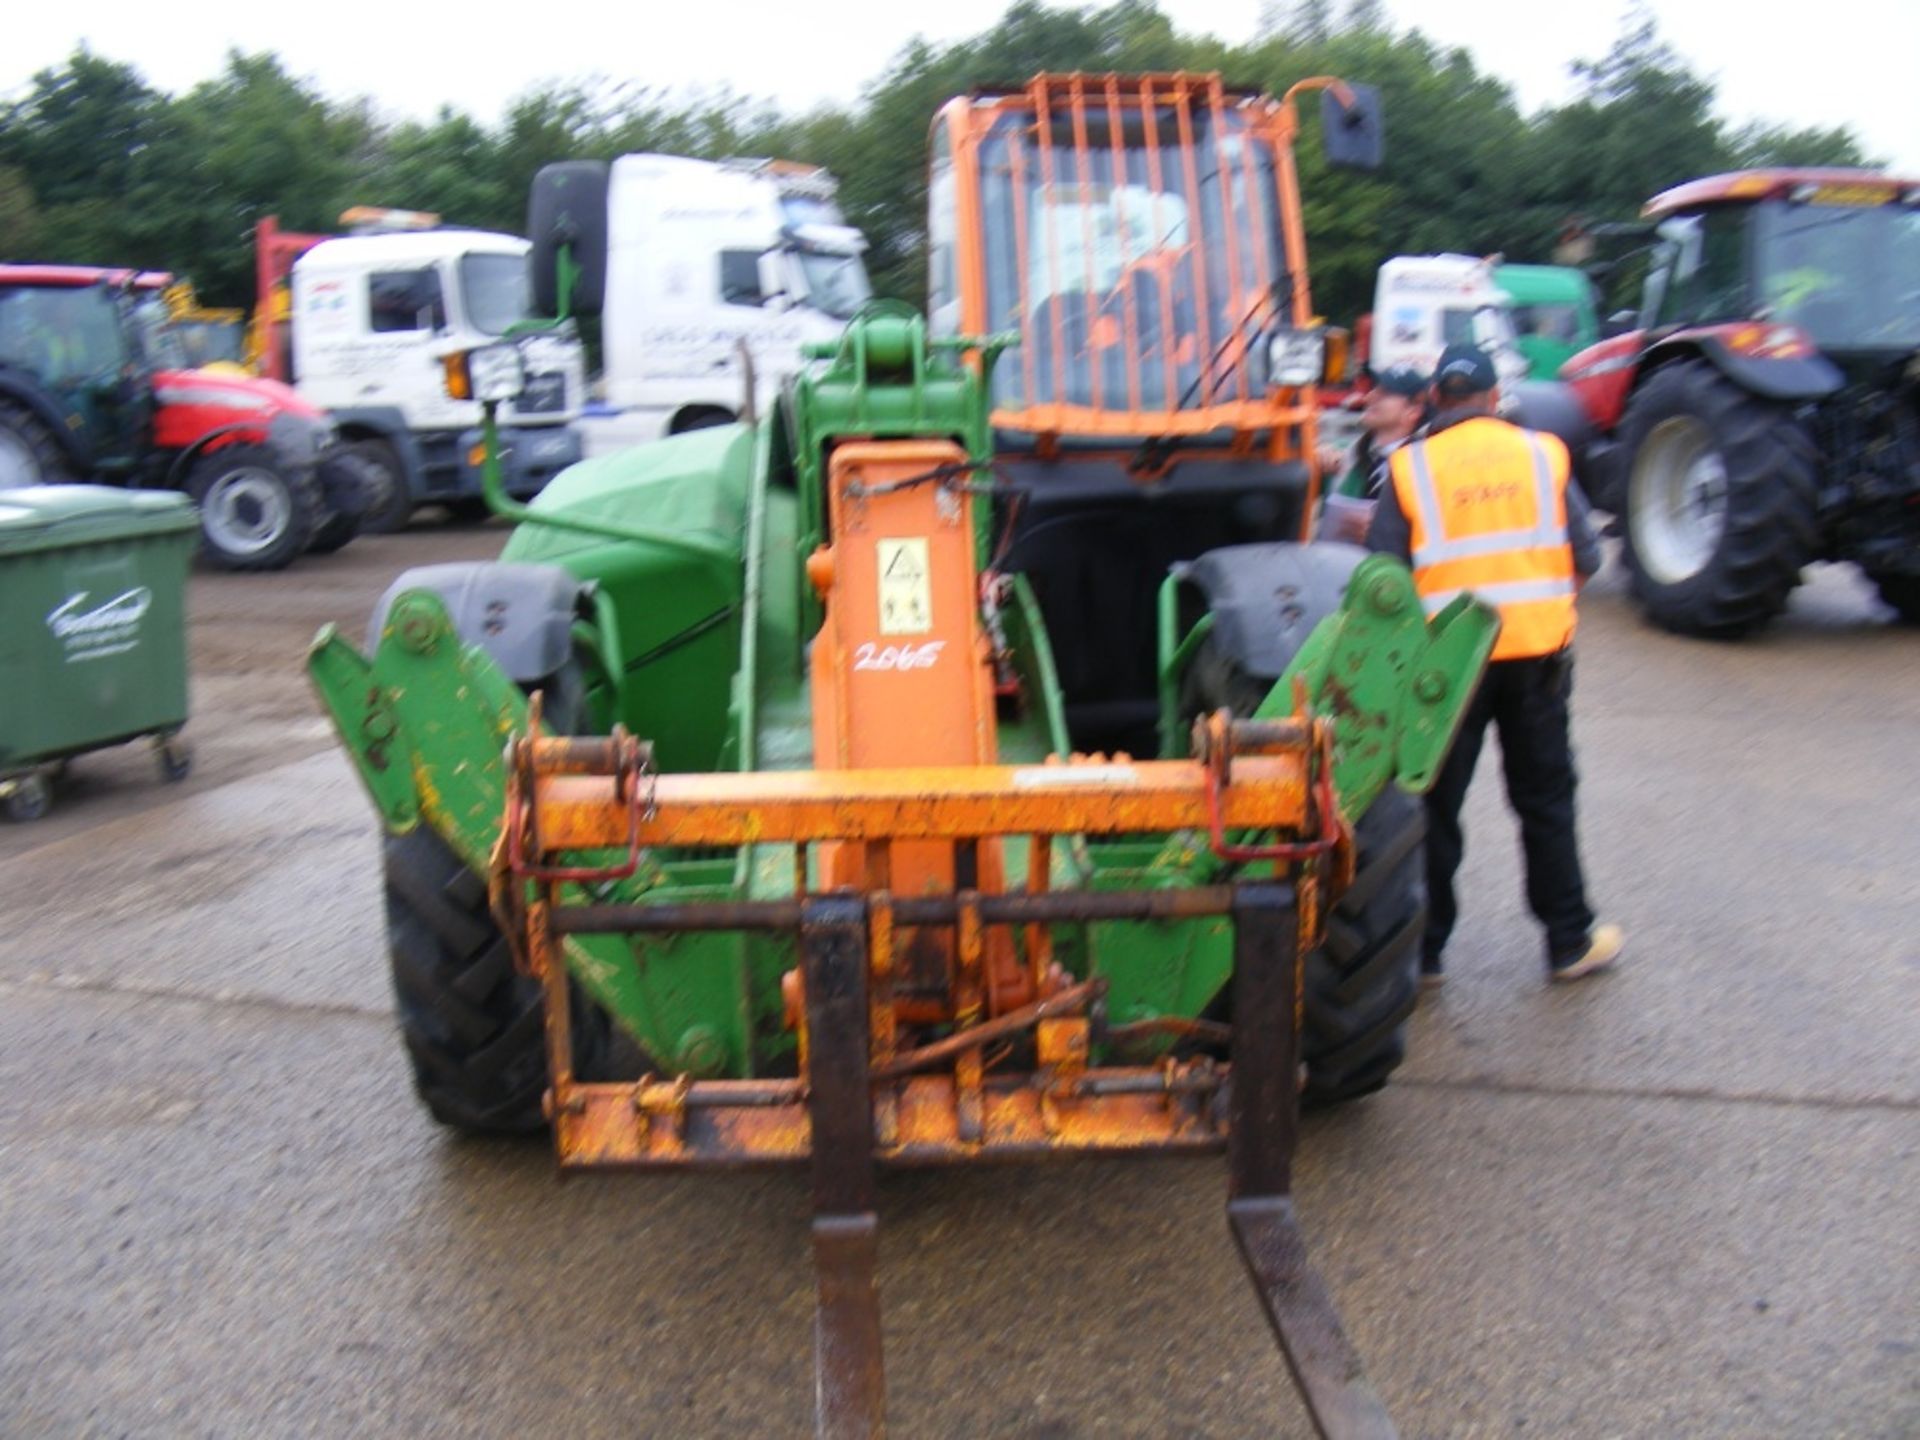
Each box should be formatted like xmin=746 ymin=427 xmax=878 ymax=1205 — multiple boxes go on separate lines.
xmin=1197 ymin=704 xmax=1349 ymax=868
xmin=506 ymin=715 xmax=658 ymax=885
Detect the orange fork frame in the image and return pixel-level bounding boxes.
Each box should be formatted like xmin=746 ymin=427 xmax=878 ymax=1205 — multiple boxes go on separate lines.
xmin=493 ymin=402 xmax=1398 ymax=1432
xmin=501 ymin=730 xmax=1395 ymax=1439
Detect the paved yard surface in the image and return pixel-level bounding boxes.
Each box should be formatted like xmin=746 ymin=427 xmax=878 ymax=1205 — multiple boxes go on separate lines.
xmin=3 ymin=529 xmax=1915 ymax=1437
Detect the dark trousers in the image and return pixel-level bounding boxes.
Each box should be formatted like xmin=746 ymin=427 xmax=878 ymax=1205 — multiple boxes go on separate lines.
xmin=1424 ymin=651 xmax=1595 ymax=965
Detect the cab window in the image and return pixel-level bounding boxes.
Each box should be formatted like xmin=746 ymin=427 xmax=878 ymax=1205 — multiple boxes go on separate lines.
xmin=1648 ymin=210 xmax=1749 ymax=327
xmin=0 ymin=284 xmax=127 ymax=384
xmin=369 ymin=269 xmax=446 ymax=333
xmin=719 ymin=250 xmax=765 ymax=307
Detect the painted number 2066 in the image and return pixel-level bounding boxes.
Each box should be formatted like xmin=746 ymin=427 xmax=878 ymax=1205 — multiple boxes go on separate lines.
xmin=853 ymin=641 xmax=946 ymax=671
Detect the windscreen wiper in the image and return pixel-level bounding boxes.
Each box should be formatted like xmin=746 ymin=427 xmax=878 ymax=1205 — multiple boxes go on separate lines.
xmin=1129 ymin=278 xmax=1287 ymax=476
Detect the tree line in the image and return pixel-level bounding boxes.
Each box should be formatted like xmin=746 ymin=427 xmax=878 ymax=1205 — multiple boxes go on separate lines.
xmin=0 ymin=2 xmax=1872 ymax=325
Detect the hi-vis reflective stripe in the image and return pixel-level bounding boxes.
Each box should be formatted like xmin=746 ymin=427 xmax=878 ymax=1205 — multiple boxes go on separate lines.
xmin=1407 ymin=436 xmax=1568 ymax=567
xmin=1420 ymin=577 xmax=1577 ymax=614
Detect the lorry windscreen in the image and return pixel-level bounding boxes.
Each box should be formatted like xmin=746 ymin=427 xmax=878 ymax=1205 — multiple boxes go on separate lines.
xmin=460 ymin=253 xmax=532 ymax=336
xmin=796 ymin=249 xmax=872 ymax=320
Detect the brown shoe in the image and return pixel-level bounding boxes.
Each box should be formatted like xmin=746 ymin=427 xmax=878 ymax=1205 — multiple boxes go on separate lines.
xmin=1550 ymin=923 xmax=1624 ymax=983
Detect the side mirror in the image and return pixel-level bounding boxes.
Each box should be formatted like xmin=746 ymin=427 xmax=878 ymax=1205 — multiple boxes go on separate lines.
xmin=1602 ymin=309 xmax=1639 ymax=339
xmin=1322 ymin=83 xmax=1384 ymax=172
xmin=528 ymin=161 xmax=610 ymax=320
xmin=757 ymin=251 xmax=793 ymax=312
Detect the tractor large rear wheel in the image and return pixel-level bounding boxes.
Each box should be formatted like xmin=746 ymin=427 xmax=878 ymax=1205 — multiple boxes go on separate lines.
xmin=1184 ymin=636 xmax=1426 ymax=1106
xmin=1620 ymin=361 xmax=1820 ymax=637
xmin=0 ymin=400 xmax=71 ymax=489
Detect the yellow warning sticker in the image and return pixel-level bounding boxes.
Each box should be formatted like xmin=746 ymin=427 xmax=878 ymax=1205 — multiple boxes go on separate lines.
xmin=877 ymin=537 xmax=933 ymax=635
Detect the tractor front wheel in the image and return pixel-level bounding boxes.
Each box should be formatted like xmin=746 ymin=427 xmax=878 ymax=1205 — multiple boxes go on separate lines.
xmin=189 ymin=443 xmax=319 ymax=571
xmin=1620 ymin=361 xmax=1820 ymax=637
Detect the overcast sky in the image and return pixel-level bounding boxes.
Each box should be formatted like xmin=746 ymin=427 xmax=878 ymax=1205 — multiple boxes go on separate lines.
xmin=7 ymin=0 xmax=1917 ymax=171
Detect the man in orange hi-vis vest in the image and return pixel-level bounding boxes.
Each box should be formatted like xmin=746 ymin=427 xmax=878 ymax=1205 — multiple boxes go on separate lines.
xmin=1367 ymin=343 xmax=1624 ymax=988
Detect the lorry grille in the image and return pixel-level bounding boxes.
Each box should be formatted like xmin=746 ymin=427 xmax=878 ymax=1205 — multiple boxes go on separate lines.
xmin=515 ymin=372 xmax=567 ymax=415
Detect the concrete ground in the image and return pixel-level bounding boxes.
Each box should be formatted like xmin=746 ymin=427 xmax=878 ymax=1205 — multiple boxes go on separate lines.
xmin=1 ymin=529 xmax=1916 ymax=1438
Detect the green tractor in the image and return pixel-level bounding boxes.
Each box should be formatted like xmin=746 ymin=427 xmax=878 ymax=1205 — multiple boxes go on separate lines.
xmin=313 ymin=72 xmax=1496 ymax=1435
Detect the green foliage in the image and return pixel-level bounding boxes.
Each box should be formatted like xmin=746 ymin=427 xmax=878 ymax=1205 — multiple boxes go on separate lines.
xmin=0 ymin=167 xmax=41 ymax=256
xmin=0 ymin=9 xmax=1882 ymax=325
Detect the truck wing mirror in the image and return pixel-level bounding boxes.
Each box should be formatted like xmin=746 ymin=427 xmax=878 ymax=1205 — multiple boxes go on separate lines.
xmin=529 ymin=161 xmax=610 ymax=320
xmin=1322 ymin=83 xmax=1383 ymax=172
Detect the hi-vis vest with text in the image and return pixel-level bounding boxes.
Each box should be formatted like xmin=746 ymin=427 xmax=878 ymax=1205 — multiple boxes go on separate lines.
xmin=1388 ymin=417 xmax=1576 ymax=661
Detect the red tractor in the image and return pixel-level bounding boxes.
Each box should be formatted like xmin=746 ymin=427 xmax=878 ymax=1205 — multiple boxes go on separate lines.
xmin=0 ymin=265 xmax=368 ymax=568
xmin=1563 ymin=169 xmax=1920 ymax=634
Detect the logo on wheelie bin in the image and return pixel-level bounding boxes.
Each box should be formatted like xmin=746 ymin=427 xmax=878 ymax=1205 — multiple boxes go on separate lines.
xmin=46 ymin=588 xmax=153 ymax=664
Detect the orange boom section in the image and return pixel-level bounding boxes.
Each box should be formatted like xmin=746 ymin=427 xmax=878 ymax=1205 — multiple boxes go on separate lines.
xmin=806 ymin=440 xmax=1023 ymax=1017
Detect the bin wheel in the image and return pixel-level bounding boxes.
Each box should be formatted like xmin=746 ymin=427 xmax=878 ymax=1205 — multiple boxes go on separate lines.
xmin=156 ymin=737 xmax=193 ymax=783
xmin=4 ymin=772 xmax=51 ymax=822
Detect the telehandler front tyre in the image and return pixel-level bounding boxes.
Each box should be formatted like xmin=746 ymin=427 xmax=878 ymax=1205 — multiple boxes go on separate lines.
xmin=383 ymin=825 xmax=608 ymax=1133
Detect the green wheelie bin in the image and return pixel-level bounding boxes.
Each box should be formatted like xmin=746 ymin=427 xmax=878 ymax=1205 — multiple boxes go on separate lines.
xmin=0 ymin=485 xmax=199 ymax=821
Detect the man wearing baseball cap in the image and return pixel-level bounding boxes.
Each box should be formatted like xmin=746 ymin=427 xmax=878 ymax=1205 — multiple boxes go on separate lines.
xmin=1366 ymin=343 xmax=1622 ymax=988
xmin=1315 ymin=363 xmax=1430 ymax=544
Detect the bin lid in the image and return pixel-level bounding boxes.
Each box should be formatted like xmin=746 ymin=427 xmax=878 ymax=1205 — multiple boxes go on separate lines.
xmin=0 ymin=485 xmax=198 ymax=556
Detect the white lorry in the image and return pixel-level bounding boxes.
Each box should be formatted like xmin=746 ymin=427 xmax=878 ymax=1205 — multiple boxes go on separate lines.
xmin=262 ymin=211 xmax=586 ymax=529
xmin=597 ymin=155 xmax=871 ymax=440
xmin=1369 ymin=253 xmax=1529 ymax=398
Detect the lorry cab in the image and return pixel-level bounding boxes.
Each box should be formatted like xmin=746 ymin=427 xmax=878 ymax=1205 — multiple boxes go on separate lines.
xmin=1371 ymin=253 xmax=1529 ymax=395
xmin=600 ymin=154 xmax=871 ymax=437
xmin=284 ymin=221 xmax=585 ymax=526
xmin=1495 ymin=263 xmax=1599 ymax=379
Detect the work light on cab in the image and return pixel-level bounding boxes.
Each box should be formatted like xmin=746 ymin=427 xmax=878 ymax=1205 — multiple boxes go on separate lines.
xmin=1268 ymin=325 xmax=1328 ymax=388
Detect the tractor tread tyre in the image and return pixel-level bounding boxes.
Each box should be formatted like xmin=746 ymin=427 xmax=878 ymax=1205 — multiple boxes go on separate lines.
xmin=188 ymin=443 xmax=320 ymax=572
xmin=0 ymin=400 xmax=72 ymax=488
xmin=1185 ymin=636 xmax=1427 ymax=1107
xmin=384 ymin=825 xmax=607 ymax=1134
xmin=306 ymin=507 xmax=360 ymax=555
xmin=309 ymin=450 xmax=380 ymax=554
xmin=1301 ymin=785 xmax=1427 ymax=1105
xmin=348 ymin=439 xmax=414 ymax=534
xmin=1621 ymin=361 xmax=1820 ymax=638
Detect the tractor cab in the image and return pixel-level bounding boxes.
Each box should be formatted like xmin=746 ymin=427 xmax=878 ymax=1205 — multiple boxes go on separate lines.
xmin=1560 ymin=169 xmax=1920 ymax=635
xmin=931 ymin=73 xmax=1353 ymax=452
xmin=1632 ymin=171 xmax=1920 ymax=359
xmin=927 ymin=72 xmax=1377 ymax=753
